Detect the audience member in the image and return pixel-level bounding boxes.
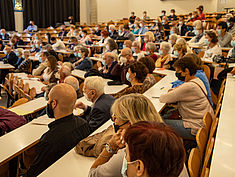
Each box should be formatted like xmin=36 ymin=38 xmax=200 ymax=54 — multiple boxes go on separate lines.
xmin=138 ymin=20 xmax=149 ymax=35
xmin=74 ymin=47 xmax=93 ymax=71
xmin=0 ymin=46 xmax=18 ymax=67
xmin=24 ymin=84 xmax=90 ymax=177
xmin=51 ymin=37 xmax=66 ymax=51
xmin=217 ymin=21 xmax=232 ymax=47
xmin=15 ymin=48 xmax=24 ymax=68
xmin=58 ymin=65 xmax=71 ymax=83
xmin=109 ymin=25 xmax=118 ymax=39
xmin=25 ymin=21 xmax=38 ymax=32
xmin=132 ymin=41 xmax=145 ymax=60
xmin=64 ymin=76 xmax=82 ymax=98
xmin=160 ymin=56 xmax=214 ymax=138
xmin=74 ymin=76 xmax=115 ymax=132
xmin=168 ymin=9 xmax=177 ymax=21
xmin=32 ymin=52 xmax=50 ymax=76
xmin=155 ymin=42 xmax=172 ymax=68
xmin=142 ymin=11 xmax=150 ymax=20
xmin=0 ymin=29 xmax=9 ymax=40
xmin=113 ymin=61 xmax=149 ymax=98
xmin=16 ymin=50 xmax=32 ymax=73
xmin=145 ymin=42 xmax=158 ymax=62
xmin=58 ymin=25 xmax=68 ymax=38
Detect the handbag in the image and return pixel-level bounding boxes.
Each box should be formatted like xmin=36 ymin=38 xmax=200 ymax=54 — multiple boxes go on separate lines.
xmin=75 ymin=125 xmax=114 ymax=157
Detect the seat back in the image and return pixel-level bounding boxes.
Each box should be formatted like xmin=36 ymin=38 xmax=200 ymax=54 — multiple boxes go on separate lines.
xmin=198 ymin=51 xmax=205 ymax=58
xmin=196 ymin=128 xmax=208 ymax=158
xmin=209 ymin=117 xmax=219 ymax=139
xmin=202 ymin=65 xmax=211 ymax=82
xmin=203 ymin=112 xmax=212 ymax=135
xmin=9 ymin=98 xmax=29 ymax=109
xmin=188 ymin=148 xmax=201 ymax=177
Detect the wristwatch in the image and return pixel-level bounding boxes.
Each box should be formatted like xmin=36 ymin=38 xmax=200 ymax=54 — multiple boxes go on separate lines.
xmin=105 ymin=143 xmax=117 ymax=154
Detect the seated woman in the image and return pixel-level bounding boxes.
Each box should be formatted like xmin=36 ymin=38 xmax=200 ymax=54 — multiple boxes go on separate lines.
xmin=67 ymin=37 xmax=79 ymax=51
xmin=94 ymin=38 xmax=118 ymax=58
xmin=74 ymin=47 xmax=93 ymax=71
xmin=170 ymin=26 xmax=180 ymax=35
xmin=173 ymin=43 xmax=187 ymax=59
xmin=28 ymin=55 xmax=58 ymax=84
xmin=159 ymin=56 xmax=214 ymax=139
xmin=155 ymin=42 xmax=172 ymax=69
xmin=203 ymin=31 xmax=222 ymax=62
xmin=145 ymin=42 xmax=158 ymax=62
xmin=30 ymin=40 xmax=41 ymax=55
xmin=171 ymin=53 xmax=213 ymax=105
xmin=154 ymin=20 xmax=165 ymax=43
xmin=97 ymin=30 xmax=111 ymax=52
xmin=123 ymin=121 xmax=186 ymax=177
xmin=15 ymin=50 xmax=32 ymax=73
xmin=228 ymin=33 xmax=235 ymax=58
xmin=113 ymin=62 xmax=149 ymax=99
xmin=139 ymin=56 xmax=157 ymax=90
xmin=169 ymin=34 xmax=178 ymax=53
xmin=15 ymin=48 xmax=24 ymax=68
xmin=176 ymin=38 xmax=192 ymax=54
xmin=142 ymin=31 xmax=155 ymax=51
xmin=131 ymin=21 xmax=140 ymax=34
xmin=132 ymin=41 xmax=145 ymax=60
xmin=80 ymin=30 xmax=92 ymax=45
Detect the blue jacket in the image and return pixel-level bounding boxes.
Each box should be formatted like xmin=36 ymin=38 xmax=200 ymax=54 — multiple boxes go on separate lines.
xmin=75 ymin=57 xmax=93 ymax=71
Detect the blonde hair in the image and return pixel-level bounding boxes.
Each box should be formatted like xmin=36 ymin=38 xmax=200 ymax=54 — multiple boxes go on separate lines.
xmin=111 ymin=93 xmax=163 ymax=124
xmin=144 ymin=31 xmax=155 ymax=42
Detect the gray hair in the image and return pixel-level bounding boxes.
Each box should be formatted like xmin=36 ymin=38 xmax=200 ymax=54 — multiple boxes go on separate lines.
xmin=132 ymin=41 xmax=141 ymax=49
xmin=84 ymin=76 xmax=105 ymax=95
xmin=145 ymin=42 xmax=156 ymax=52
xmin=60 ymin=65 xmax=71 ymax=77
xmin=160 ymin=42 xmax=171 ymax=53
xmin=169 ymin=34 xmax=178 ymax=41
xmin=45 ymin=44 xmax=53 ymax=50
xmin=64 ymin=76 xmax=79 ymax=91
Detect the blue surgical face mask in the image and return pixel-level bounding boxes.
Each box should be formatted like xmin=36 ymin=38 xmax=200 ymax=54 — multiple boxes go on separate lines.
xmin=204 ymin=39 xmax=210 ymax=45
xmin=134 ymin=24 xmax=137 ymax=28
xmin=217 ymin=29 xmax=221 ymax=36
xmin=126 ymin=72 xmax=132 ymax=82
xmin=16 ymin=53 xmax=20 ymax=57
xmin=161 ymin=13 xmax=164 ymax=16
xmin=31 ymin=44 xmax=34 ymax=48
xmin=35 ymin=44 xmax=39 ymax=48
xmin=123 ymin=45 xmax=126 ymax=49
xmin=170 ymin=30 xmax=174 ymax=35
xmin=22 ymin=55 xmax=25 ymax=59
xmin=231 ymin=40 xmax=235 ymax=47
xmin=102 ymin=60 xmax=106 ymax=66
xmin=146 ymin=51 xmax=150 ymax=55
xmin=174 ymin=50 xmax=179 ymax=57
xmin=159 ymin=50 xmax=163 ymax=55
xmin=74 ymin=53 xmax=78 ymax=57
xmin=109 ymin=30 xmax=112 ymax=33
xmin=44 ymin=92 xmax=48 ymax=101
xmin=77 ymin=53 xmax=82 ymax=58
xmin=119 ymin=30 xmax=122 ymax=33
xmin=162 ymin=20 xmax=165 ymax=24
xmin=0 ymin=33 xmax=3 ymax=36
xmin=131 ymin=47 xmax=136 ymax=53
xmin=227 ymin=22 xmax=230 ymax=27
xmin=39 ymin=57 xmax=42 ymax=63
xmin=35 ymin=37 xmax=38 ymax=40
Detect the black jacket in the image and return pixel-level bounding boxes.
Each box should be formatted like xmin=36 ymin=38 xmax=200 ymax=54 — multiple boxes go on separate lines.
xmin=82 ymin=94 xmax=115 ymax=132
xmin=1 ymin=51 xmax=18 ymax=67
xmin=24 ymin=114 xmax=90 ymax=177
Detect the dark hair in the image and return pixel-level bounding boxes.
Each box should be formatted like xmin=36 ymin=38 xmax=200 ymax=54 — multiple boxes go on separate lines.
xmin=107 ymin=39 xmax=118 ymax=51
xmin=51 ymin=37 xmax=56 ymax=41
xmin=71 ymin=37 xmax=78 ymax=42
xmin=139 ymin=57 xmax=155 ymax=74
xmin=79 ymin=47 xmax=89 ymax=57
xmin=123 ymin=24 xmax=130 ymax=30
xmin=184 ymin=53 xmax=202 ymax=70
xmin=162 ymin=10 xmax=166 ymax=14
xmin=0 ymin=40 xmax=2 ymax=45
xmin=171 ymin=9 xmax=175 ymax=13
xmin=43 ymin=51 xmax=50 ymax=57
xmin=199 ymin=5 xmax=204 ymax=12
xmin=205 ymin=31 xmax=218 ymax=43
xmin=173 ymin=56 xmax=198 ymax=76
xmin=124 ymin=121 xmax=186 ymax=177
xmin=82 ymin=30 xmax=88 ymax=34
xmin=129 ymin=61 xmax=148 ymax=83
xmin=218 ymin=21 xmax=228 ymax=30
xmin=47 ymin=55 xmax=58 ymax=72
xmin=228 ymin=17 xmax=235 ymax=23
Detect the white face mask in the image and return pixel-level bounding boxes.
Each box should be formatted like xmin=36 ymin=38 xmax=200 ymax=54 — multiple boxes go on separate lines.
xmin=120 ymin=57 xmax=127 ymax=64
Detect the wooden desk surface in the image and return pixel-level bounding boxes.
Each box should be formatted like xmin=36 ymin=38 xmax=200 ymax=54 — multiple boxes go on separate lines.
xmin=0 ymin=62 xmax=15 ymax=70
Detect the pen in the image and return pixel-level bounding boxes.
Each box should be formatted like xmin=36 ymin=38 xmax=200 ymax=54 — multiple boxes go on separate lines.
xmin=152 ymin=96 xmax=160 ymax=98
xmin=160 ymin=87 xmax=165 ymax=90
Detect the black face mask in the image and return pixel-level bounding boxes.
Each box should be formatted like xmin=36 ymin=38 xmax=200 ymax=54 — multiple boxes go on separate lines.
xmin=175 ymin=72 xmax=186 ymax=81
xmin=113 ymin=121 xmax=129 ymax=133
xmin=46 ymin=101 xmax=55 ymax=118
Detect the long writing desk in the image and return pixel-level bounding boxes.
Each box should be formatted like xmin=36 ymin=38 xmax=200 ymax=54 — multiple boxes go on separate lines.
xmin=0 ymin=62 xmax=15 ymax=70
xmin=210 ymin=74 xmax=235 ymax=177
xmin=38 ymin=69 xmax=178 ymax=177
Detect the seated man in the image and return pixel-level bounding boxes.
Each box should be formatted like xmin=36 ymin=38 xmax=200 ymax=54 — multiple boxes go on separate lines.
xmin=111 ymin=48 xmax=135 ymax=84
xmin=58 ymin=65 xmax=71 ymax=83
xmin=75 ymin=76 xmax=115 ymax=132
xmin=0 ymin=46 xmax=18 ymax=66
xmin=74 ymin=47 xmax=93 ymax=71
xmin=64 ymin=76 xmax=83 ymax=98
xmin=25 ymin=21 xmax=38 ymax=32
xmin=51 ymin=37 xmax=66 ymax=51
xmin=58 ymin=25 xmax=68 ymax=38
xmin=44 ymin=44 xmax=59 ymax=61
xmin=0 ymin=29 xmax=9 ymax=40
xmin=16 ymin=50 xmax=32 ymax=73
xmin=97 ymin=52 xmax=118 ymax=80
xmin=32 ymin=51 xmax=50 ymax=76
xmin=24 ymin=83 xmax=90 ymax=177
xmin=0 ymin=108 xmax=26 ymax=136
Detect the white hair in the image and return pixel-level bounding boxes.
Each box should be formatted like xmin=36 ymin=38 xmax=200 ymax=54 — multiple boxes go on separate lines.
xmin=193 ymin=20 xmax=202 ymax=28
xmin=160 ymin=42 xmax=171 ymax=53
xmin=60 ymin=65 xmax=71 ymax=76
xmin=109 ymin=25 xmax=116 ymax=30
xmin=169 ymin=34 xmax=178 ymax=41
xmin=64 ymin=76 xmax=79 ymax=91
xmin=84 ymin=76 xmax=105 ymax=95
xmin=145 ymin=42 xmax=156 ymax=51
xmin=176 ymin=38 xmax=187 ymax=45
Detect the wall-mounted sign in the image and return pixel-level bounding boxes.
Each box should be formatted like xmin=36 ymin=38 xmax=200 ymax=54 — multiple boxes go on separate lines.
xmin=13 ymin=0 xmax=23 ymax=12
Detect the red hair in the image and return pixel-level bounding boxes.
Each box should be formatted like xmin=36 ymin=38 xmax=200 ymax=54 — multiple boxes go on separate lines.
xmin=101 ymin=30 xmax=109 ymax=37
xmin=124 ymin=121 xmax=186 ymax=177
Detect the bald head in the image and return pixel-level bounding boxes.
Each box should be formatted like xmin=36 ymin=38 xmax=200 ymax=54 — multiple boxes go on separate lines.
xmin=64 ymin=76 xmax=79 ymax=91
xmin=49 ymin=83 xmax=77 ymax=116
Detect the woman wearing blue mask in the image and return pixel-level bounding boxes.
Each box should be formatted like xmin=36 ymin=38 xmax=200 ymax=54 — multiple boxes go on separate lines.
xmin=202 ymin=31 xmax=222 ymax=62
xmin=74 ymin=47 xmax=93 ymax=71
xmin=89 ymin=94 xmax=165 ymax=177
xmin=217 ymin=21 xmax=233 ymax=47
xmin=173 ymin=43 xmax=187 ymax=59
xmin=113 ymin=61 xmax=149 ymax=99
xmin=155 ymin=41 xmax=172 ymax=69
xmin=131 ymin=22 xmax=140 ymax=34
xmin=122 ymin=121 xmax=186 ymax=177
xmin=228 ymin=34 xmax=235 ymax=58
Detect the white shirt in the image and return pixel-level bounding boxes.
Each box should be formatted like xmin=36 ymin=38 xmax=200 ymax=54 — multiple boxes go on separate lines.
xmin=98 ymin=37 xmax=111 ymax=51
xmin=133 ymin=51 xmax=145 ymax=61
xmin=52 ymin=40 xmax=66 ymax=51
xmin=203 ymin=44 xmax=222 ymax=62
